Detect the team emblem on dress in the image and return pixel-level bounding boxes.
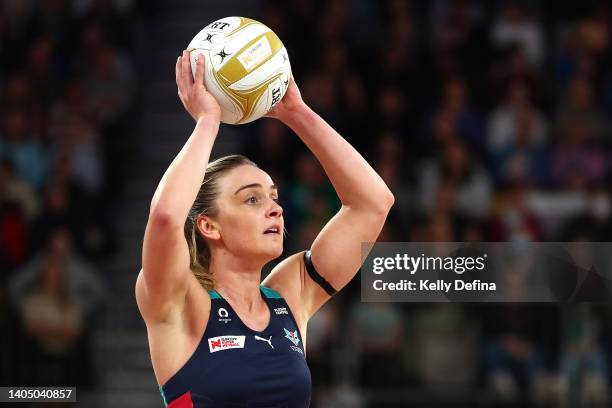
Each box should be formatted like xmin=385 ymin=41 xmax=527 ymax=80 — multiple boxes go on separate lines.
xmin=283 ymin=328 xmax=304 ymax=355
xmin=283 ymin=328 xmax=300 ymax=346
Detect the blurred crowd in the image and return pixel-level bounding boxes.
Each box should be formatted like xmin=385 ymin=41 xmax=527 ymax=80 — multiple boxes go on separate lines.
xmin=254 ymin=0 xmax=612 ymax=406
xmin=0 ymin=0 xmax=157 ymax=388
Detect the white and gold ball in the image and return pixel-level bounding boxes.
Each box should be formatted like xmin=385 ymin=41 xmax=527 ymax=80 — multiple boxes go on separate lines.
xmin=188 ymin=17 xmax=291 ymax=125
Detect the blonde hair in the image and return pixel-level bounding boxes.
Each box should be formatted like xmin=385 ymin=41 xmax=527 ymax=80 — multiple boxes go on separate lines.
xmin=184 ymin=155 xmax=258 ymax=290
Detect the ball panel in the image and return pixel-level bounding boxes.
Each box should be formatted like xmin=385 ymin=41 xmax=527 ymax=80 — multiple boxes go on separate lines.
xmin=236 ymin=75 xmax=285 ymax=124
xmin=188 ymin=18 xmax=262 ymax=58
xmin=229 ymin=47 xmax=290 ymax=91
xmin=203 ymin=17 xmax=242 ymax=35
xmin=216 ymin=32 xmax=283 ymax=85
xmin=208 ymin=23 xmax=270 ymax=72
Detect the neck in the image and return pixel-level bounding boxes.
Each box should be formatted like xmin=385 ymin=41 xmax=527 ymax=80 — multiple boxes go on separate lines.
xmin=209 ymin=248 xmax=264 ymax=308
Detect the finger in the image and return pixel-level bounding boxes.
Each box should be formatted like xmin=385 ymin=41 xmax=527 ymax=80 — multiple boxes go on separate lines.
xmin=183 ymin=49 xmax=194 ymax=84
xmin=177 ymin=54 xmax=189 ymax=92
xmin=175 ymin=55 xmax=182 ymax=88
xmin=194 ymin=53 xmax=205 ymax=88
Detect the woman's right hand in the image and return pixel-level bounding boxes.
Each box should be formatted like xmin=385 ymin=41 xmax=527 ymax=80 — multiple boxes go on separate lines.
xmin=176 ymin=50 xmax=221 ymax=122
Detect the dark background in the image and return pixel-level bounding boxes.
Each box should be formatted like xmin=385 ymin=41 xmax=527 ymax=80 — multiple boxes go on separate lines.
xmin=1 ymin=0 xmax=611 ymax=406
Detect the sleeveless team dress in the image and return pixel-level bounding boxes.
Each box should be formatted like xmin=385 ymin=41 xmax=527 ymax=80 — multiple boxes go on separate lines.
xmin=159 ymin=285 xmax=312 ymax=407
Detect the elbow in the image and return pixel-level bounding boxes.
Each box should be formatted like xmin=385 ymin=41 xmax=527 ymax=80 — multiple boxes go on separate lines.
xmin=375 ymin=188 xmax=395 ymax=215
xmin=360 ymin=189 xmax=394 ymax=217
xmin=148 ymin=206 xmax=184 ymax=231
xmin=383 ymin=189 xmax=395 ymax=210
xmin=346 ymin=189 xmax=395 ymax=215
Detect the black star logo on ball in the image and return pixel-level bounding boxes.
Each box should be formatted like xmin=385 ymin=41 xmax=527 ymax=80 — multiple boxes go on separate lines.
xmin=216 ymin=47 xmax=230 ymax=62
xmin=205 ymin=33 xmax=215 ymax=43
xmin=284 ymin=79 xmax=289 ymax=87
xmin=282 ymin=53 xmax=288 ymax=63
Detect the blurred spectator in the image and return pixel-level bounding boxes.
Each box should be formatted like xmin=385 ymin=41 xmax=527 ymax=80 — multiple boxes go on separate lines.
xmin=417 ymin=138 xmax=493 ymax=220
xmin=306 ymin=298 xmax=340 ymax=387
xmin=411 ymin=305 xmax=479 ymax=387
xmin=552 ymin=117 xmax=608 ymax=189
xmin=555 ymin=77 xmax=607 ymax=143
xmin=487 ymin=81 xmax=547 ymax=156
xmin=375 ymin=86 xmax=411 ymax=135
xmin=0 ymin=107 xmax=51 ymax=189
xmin=349 ymin=302 xmax=405 ymax=386
xmin=286 ymin=152 xmax=339 ymax=232
xmin=9 ymin=228 xmax=107 ymax=318
xmin=85 ymin=43 xmax=135 ymax=124
xmin=18 ymin=252 xmax=86 ymax=385
xmin=433 ymin=77 xmax=484 ymax=149
xmin=29 ymin=182 xmax=80 ymax=252
xmin=0 ymin=159 xmax=40 ymax=221
xmin=7 ymin=228 xmax=106 ymax=387
xmin=560 ymin=307 xmax=610 ymax=406
xmin=482 ymin=305 xmax=558 ymax=404
xmin=490 ymin=111 xmax=551 ymax=185
xmin=555 ymin=14 xmax=609 ymax=91
xmin=58 ymin=112 xmax=105 ymax=195
xmin=0 ymin=161 xmax=30 ymax=273
xmin=491 ymin=2 xmax=544 ymax=66
xmin=561 ymin=186 xmax=612 ymax=241
xmin=526 ymin=188 xmax=590 ymax=239
xmin=247 ymin=119 xmax=294 ymax=181
xmin=489 ymin=183 xmax=544 ymax=242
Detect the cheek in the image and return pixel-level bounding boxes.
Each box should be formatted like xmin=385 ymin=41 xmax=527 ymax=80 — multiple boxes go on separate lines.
xmin=219 ymin=209 xmax=262 ymax=245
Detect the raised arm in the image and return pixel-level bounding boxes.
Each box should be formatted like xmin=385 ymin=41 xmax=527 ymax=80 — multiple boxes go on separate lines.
xmin=137 ymin=51 xmax=221 ymax=322
xmin=263 ymin=79 xmax=394 ymax=322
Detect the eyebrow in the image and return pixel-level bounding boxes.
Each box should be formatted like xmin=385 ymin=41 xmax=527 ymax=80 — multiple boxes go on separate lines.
xmin=234 ymin=183 xmax=278 ymax=195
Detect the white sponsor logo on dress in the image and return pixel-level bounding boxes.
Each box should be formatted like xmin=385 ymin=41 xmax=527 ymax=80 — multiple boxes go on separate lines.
xmin=274 ymin=307 xmax=288 ymax=315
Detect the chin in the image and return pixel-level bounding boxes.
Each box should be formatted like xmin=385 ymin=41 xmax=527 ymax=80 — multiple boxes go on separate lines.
xmin=267 ymin=243 xmax=284 ymax=259
xmin=263 ymin=241 xmax=284 ymax=261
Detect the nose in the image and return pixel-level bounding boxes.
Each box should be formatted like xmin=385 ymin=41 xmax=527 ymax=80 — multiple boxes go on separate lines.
xmin=267 ymin=199 xmax=283 ymax=218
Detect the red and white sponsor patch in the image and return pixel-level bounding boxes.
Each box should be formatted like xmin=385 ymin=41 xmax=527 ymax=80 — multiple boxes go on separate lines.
xmin=208 ymin=335 xmax=246 ymax=353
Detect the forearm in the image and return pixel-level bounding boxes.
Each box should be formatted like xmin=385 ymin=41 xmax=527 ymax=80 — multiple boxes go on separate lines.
xmin=282 ymin=105 xmax=394 ymax=212
xmin=150 ymin=116 xmax=219 ymax=220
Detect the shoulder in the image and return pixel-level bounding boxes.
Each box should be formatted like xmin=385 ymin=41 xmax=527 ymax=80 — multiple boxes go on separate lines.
xmin=262 ymin=251 xmax=307 ymax=325
xmin=262 ymin=251 xmax=306 ymax=296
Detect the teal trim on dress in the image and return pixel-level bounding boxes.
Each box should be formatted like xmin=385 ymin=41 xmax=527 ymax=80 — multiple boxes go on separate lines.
xmin=159 ymin=385 xmax=168 ymax=407
xmin=260 ymin=285 xmax=282 ymax=299
xmin=208 ymin=290 xmax=222 ymax=299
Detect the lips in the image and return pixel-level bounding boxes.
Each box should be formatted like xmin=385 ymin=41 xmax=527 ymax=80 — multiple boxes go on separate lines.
xmin=264 ymin=225 xmax=281 ymax=234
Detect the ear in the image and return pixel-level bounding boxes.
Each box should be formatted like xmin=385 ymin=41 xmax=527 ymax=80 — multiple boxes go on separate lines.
xmin=196 ymin=215 xmax=221 ymax=241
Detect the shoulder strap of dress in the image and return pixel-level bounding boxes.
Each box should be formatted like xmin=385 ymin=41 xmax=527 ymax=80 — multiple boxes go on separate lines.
xmin=207 ymin=290 xmax=222 ymax=300
xmin=259 ymin=285 xmax=282 ymax=299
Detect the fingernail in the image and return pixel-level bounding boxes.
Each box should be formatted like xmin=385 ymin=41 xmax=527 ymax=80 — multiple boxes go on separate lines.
xmin=182 ymin=50 xmax=186 ymax=56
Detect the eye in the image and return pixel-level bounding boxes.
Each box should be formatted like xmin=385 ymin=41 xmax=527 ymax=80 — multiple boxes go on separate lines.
xmin=272 ymin=197 xmax=279 ymax=203
xmin=246 ymin=196 xmax=259 ymax=204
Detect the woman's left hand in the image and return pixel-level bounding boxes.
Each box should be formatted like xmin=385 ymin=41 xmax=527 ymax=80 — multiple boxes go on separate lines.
xmin=265 ymin=76 xmax=305 ymax=121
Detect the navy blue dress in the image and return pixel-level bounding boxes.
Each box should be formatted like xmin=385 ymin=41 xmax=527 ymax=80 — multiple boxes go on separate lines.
xmin=159 ymin=285 xmax=311 ymax=407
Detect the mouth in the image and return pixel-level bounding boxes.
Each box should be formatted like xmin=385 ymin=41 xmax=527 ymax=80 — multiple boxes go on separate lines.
xmin=263 ymin=225 xmax=281 ymax=235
